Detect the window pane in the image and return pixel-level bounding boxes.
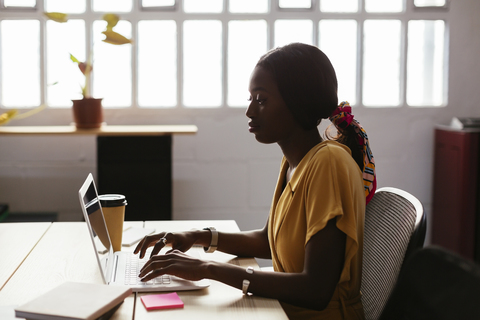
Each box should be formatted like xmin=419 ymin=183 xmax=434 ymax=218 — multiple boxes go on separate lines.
xmin=320 ymin=0 xmax=358 ymax=12
xmin=47 ymin=20 xmax=86 ymax=107
xmin=45 ymin=0 xmax=85 ymax=13
xmin=363 ymin=20 xmax=401 ymax=107
xmin=229 ymin=0 xmax=268 ymax=13
xmin=365 ymin=0 xmax=403 ymax=13
xmin=228 ymin=20 xmax=267 ymax=107
xmin=415 ymin=0 xmax=446 ymax=7
xmin=1 ymin=20 xmax=40 ymax=108
xmin=319 ymin=20 xmax=357 ymax=105
xmin=142 ymin=0 xmax=175 ymax=7
xmin=407 ymin=20 xmax=445 ymax=107
xmin=184 ymin=0 xmax=222 ymax=13
xmin=4 ymin=0 xmax=35 ymax=7
xmin=93 ymin=0 xmax=132 ymax=12
xmin=279 ymin=0 xmax=311 ymax=9
xmin=138 ymin=20 xmax=177 ymax=108
xmin=274 ymin=20 xmax=313 ymax=47
xmin=183 ymin=20 xmax=222 ymax=107
xmin=93 ymin=20 xmax=132 ymax=107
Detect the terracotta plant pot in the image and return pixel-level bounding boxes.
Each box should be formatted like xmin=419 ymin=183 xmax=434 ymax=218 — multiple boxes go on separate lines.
xmin=72 ymin=98 xmax=104 ymax=129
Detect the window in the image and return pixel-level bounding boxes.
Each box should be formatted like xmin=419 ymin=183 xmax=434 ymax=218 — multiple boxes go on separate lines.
xmin=0 ymin=0 xmax=450 ymax=110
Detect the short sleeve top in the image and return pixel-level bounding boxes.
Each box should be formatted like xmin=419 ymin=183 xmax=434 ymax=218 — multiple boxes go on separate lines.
xmin=268 ymin=140 xmax=365 ymax=320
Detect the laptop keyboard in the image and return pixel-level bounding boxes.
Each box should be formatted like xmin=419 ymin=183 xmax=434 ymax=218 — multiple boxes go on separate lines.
xmin=125 ymin=253 xmax=171 ymax=286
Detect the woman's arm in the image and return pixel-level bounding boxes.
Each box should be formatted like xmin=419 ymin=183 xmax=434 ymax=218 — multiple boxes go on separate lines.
xmin=214 ymin=223 xmax=271 ymax=259
xmin=134 ymin=220 xmax=271 ymax=259
xmin=139 ymin=218 xmax=345 ymax=311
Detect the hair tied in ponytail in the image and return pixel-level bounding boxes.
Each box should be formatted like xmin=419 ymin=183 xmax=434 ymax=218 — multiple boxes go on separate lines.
xmin=329 ymin=101 xmax=354 ymax=130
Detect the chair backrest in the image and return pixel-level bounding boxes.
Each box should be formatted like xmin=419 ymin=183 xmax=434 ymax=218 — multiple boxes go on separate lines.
xmin=379 ymin=246 xmax=480 ymax=320
xmin=361 ymin=187 xmax=427 ymax=320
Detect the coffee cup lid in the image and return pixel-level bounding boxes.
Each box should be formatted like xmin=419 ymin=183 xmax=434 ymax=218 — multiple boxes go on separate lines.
xmin=98 ymin=194 xmax=127 ymax=207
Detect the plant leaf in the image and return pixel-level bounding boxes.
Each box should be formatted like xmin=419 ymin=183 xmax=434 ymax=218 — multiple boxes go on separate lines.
xmin=70 ymin=54 xmax=80 ymax=63
xmin=102 ymin=30 xmax=132 ymax=45
xmin=44 ymin=12 xmax=69 ymax=23
xmin=0 ymin=110 xmax=19 ymax=126
xmin=103 ymin=14 xmax=120 ymax=30
xmin=13 ymin=104 xmax=46 ymax=120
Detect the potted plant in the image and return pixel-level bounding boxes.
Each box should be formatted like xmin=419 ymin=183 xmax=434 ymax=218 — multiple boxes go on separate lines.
xmin=44 ymin=12 xmax=132 ymax=129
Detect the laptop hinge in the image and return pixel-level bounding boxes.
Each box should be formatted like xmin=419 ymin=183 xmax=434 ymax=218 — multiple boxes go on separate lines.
xmin=111 ymin=254 xmax=119 ymax=284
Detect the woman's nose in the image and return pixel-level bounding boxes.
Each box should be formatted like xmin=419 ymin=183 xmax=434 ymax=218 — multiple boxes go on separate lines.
xmin=245 ymin=100 xmax=256 ymax=118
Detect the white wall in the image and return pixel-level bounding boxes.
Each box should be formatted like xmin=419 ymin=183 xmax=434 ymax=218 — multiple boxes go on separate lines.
xmin=1 ymin=0 xmax=480 ymax=245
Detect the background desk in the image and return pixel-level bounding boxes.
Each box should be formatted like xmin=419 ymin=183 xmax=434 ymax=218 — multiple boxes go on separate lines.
xmin=0 ymin=125 xmax=198 ymax=221
xmin=0 ymin=220 xmax=288 ymax=320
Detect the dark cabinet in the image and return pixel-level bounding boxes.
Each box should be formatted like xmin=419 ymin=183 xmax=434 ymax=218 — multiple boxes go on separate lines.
xmin=431 ymin=126 xmax=480 ymax=262
xmin=97 ymin=135 xmax=172 ymax=221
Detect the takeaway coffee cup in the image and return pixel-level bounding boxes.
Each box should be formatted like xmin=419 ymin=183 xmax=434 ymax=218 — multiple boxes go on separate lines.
xmin=98 ymin=194 xmax=127 ymax=252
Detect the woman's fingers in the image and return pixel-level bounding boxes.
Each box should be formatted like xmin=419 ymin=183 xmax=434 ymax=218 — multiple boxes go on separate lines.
xmin=149 ymin=233 xmax=172 ymax=258
xmin=134 ymin=230 xmax=199 ymax=260
xmin=139 ymin=250 xmax=205 ymax=282
xmin=139 ymin=259 xmax=167 ymax=278
xmin=133 ymin=233 xmax=164 ymax=259
xmin=140 ymin=269 xmax=165 ymax=282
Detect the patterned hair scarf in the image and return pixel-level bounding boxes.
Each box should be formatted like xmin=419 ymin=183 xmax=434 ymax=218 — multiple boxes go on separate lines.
xmin=329 ymin=101 xmax=377 ymax=204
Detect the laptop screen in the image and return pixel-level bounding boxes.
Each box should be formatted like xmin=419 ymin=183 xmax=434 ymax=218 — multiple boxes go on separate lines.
xmin=78 ymin=173 xmax=114 ymax=283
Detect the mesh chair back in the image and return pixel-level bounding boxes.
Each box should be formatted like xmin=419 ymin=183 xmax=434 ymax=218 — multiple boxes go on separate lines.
xmin=361 ymin=187 xmax=426 ymax=320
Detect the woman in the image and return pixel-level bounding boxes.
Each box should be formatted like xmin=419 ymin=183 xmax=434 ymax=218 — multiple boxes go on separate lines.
xmin=134 ymin=43 xmax=376 ymax=319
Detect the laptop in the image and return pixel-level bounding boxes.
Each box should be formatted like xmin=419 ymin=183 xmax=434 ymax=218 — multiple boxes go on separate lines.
xmin=78 ymin=173 xmax=210 ymax=292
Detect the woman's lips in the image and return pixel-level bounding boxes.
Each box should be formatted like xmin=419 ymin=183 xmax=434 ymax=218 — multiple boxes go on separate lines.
xmin=248 ymin=122 xmax=259 ymax=132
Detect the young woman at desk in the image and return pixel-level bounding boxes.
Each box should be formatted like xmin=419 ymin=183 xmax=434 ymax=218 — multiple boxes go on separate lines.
xmin=135 ymin=42 xmax=376 ymax=320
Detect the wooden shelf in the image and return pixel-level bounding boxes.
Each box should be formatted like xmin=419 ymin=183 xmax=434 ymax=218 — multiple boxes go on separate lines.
xmin=0 ymin=125 xmax=198 ymax=136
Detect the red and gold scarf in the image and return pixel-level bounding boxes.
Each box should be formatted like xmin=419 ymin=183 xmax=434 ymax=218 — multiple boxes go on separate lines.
xmin=329 ymin=101 xmax=377 ymax=204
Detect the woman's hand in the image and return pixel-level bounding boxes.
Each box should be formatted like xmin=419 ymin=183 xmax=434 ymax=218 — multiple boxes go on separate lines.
xmin=134 ymin=231 xmax=199 ymax=259
xmin=139 ymin=249 xmax=209 ymax=282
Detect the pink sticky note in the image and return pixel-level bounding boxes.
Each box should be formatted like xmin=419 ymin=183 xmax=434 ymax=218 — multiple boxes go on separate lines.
xmin=141 ymin=292 xmax=184 ymax=311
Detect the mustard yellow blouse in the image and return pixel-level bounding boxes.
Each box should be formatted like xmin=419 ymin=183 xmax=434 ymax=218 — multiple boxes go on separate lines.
xmin=268 ymin=140 xmax=365 ymax=320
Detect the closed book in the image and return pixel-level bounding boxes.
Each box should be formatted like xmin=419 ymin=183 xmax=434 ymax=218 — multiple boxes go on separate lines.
xmin=15 ymin=282 xmax=132 ymax=320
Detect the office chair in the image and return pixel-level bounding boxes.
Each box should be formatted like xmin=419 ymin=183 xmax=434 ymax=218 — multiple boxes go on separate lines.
xmin=378 ymin=246 xmax=480 ymax=320
xmin=361 ymin=187 xmax=427 ymax=320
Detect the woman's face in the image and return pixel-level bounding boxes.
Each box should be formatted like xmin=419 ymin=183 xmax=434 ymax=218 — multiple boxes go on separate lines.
xmin=246 ymin=66 xmax=301 ymax=144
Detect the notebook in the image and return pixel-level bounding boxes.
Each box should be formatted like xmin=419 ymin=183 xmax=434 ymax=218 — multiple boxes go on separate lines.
xmin=15 ymin=282 xmax=131 ymax=320
xmin=78 ymin=173 xmax=210 ymax=292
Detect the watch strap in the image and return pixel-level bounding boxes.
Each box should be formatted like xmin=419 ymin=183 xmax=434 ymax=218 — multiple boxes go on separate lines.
xmin=203 ymin=227 xmax=218 ymax=253
xmin=242 ymin=266 xmax=254 ymax=295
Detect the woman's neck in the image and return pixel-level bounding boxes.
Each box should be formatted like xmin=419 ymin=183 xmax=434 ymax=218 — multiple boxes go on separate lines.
xmin=279 ymin=128 xmax=322 ymax=174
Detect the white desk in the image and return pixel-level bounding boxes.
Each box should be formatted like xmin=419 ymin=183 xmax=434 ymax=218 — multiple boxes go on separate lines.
xmin=0 ymin=223 xmax=51 ymax=290
xmin=0 ymin=220 xmax=288 ymax=320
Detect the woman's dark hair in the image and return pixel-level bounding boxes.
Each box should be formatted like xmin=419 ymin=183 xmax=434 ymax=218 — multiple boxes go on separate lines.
xmin=256 ymin=43 xmax=363 ymax=169
xmin=256 ymin=43 xmax=338 ymax=130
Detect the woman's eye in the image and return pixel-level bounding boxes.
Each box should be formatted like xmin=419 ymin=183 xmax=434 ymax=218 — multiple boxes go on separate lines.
xmin=247 ymin=94 xmax=266 ymax=104
xmin=255 ymin=94 xmax=266 ymax=105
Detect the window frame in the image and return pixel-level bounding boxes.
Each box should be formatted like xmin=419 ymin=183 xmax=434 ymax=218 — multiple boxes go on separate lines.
xmin=0 ymin=0 xmax=450 ymax=111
